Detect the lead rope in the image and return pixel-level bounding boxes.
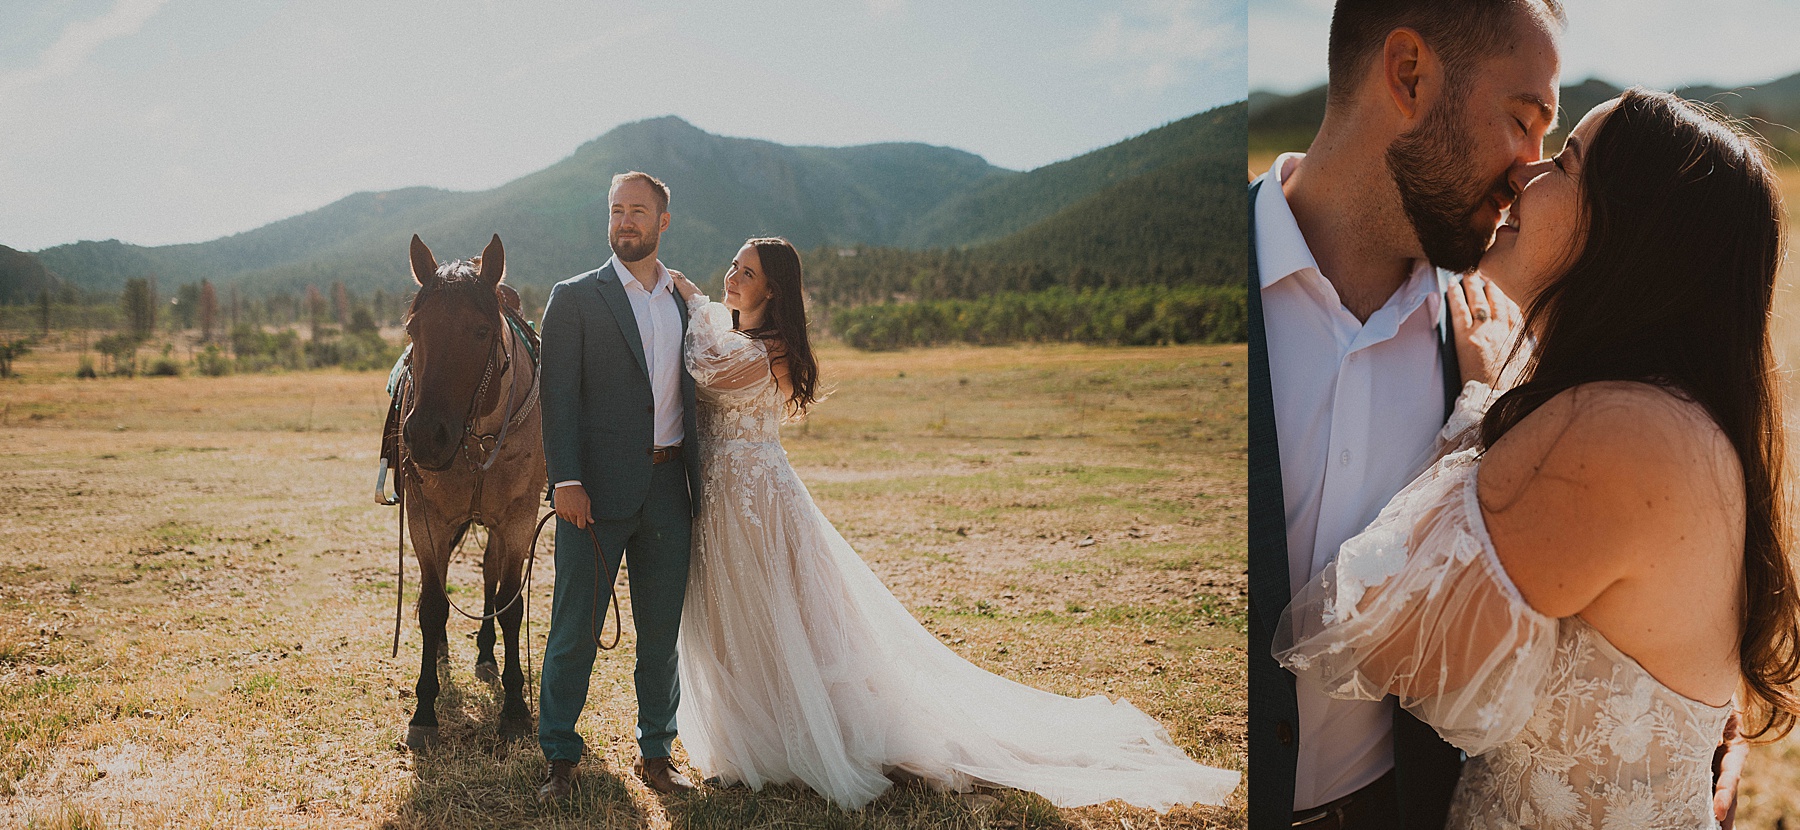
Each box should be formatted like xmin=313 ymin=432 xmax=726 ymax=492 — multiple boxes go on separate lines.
xmin=390 ymin=497 xmax=623 ymax=667
xmin=393 ymin=468 xmax=406 ymax=658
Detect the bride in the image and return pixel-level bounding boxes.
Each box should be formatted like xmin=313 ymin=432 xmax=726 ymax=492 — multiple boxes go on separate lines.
xmin=662 ymin=237 xmax=1239 ymax=812
xmin=1276 ymin=89 xmax=1800 ymax=827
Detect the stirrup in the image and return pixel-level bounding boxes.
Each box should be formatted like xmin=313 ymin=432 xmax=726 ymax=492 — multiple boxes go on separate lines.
xmin=376 ymin=461 xmax=399 ymax=505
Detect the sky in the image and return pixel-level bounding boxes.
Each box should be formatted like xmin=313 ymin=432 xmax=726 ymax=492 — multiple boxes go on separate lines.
xmin=1252 ymin=0 xmax=1800 ymax=95
xmin=0 ymin=0 xmax=1247 ymax=251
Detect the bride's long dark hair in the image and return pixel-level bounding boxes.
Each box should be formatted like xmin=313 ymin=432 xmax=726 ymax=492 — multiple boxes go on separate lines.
xmin=733 ymin=237 xmax=820 ymax=417
xmin=1480 ymin=88 xmax=1799 ymax=740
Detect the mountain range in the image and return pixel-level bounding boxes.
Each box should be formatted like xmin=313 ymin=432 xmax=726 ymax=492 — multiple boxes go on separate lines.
xmin=1250 ymin=71 xmax=1800 ymax=159
xmin=6 ymin=102 xmax=1243 ymax=304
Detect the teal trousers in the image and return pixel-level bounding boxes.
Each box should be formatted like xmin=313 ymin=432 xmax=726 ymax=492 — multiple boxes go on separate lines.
xmin=538 ymin=460 xmax=692 ymax=761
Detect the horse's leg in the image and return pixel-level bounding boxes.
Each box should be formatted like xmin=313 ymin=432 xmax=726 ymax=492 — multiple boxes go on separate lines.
xmin=407 ymin=513 xmax=451 ymax=752
xmin=475 ymin=537 xmax=500 ymax=684
xmin=494 ymin=513 xmax=533 ymax=740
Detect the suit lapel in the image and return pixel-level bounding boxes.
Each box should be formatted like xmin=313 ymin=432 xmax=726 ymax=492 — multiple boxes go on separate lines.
xmin=1247 ymin=179 xmax=1290 ymax=605
xmin=1245 ymin=178 xmax=1302 ymax=828
xmin=593 ymin=262 xmax=650 ymax=379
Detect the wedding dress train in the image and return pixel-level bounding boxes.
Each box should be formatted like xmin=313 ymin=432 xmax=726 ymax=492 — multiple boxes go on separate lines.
xmin=671 ymin=295 xmax=1240 ymax=811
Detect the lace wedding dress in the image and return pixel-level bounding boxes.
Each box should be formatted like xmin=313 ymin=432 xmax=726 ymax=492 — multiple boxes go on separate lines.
xmin=671 ymin=295 xmax=1240 ymax=811
xmin=1275 ymin=383 xmax=1729 ymax=829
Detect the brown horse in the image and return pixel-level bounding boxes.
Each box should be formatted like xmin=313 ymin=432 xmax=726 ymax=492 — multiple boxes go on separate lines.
xmin=394 ymin=234 xmax=544 ymax=749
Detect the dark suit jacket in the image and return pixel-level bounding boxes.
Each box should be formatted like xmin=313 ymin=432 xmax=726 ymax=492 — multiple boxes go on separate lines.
xmin=539 ymin=261 xmax=704 ymax=519
xmin=1246 ymin=179 xmax=1463 ymax=829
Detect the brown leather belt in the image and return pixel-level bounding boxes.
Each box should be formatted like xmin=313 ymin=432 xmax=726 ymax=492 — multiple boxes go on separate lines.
xmin=651 ymin=445 xmax=682 ymax=465
xmin=1291 ymin=770 xmax=1396 ymax=830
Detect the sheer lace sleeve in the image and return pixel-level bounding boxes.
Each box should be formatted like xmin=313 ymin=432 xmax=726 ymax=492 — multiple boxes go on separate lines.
xmin=1273 ymin=383 xmax=1557 ymax=757
xmin=684 ymin=294 xmax=772 ymax=394
xmin=1437 ymin=380 xmax=1497 ymax=456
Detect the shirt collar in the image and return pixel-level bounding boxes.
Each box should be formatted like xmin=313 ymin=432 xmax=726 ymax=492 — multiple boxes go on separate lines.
xmin=1256 ymin=152 xmax=1449 ymax=326
xmin=1253 ymin=153 xmax=1320 ymax=291
xmin=609 ymin=253 xmax=672 ymax=296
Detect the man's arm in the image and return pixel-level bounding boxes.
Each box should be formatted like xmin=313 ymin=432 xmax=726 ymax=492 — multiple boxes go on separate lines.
xmin=539 ymin=281 xmax=590 ymax=528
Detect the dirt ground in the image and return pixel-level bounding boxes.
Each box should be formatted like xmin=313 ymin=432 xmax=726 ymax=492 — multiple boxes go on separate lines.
xmin=0 ymin=339 xmax=1245 ymax=829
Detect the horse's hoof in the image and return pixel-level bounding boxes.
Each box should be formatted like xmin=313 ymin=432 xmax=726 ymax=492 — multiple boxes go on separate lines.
xmin=406 ymin=725 xmax=441 ymax=752
xmin=499 ymin=715 xmax=534 ymax=742
xmin=474 ymin=661 xmax=500 ymax=684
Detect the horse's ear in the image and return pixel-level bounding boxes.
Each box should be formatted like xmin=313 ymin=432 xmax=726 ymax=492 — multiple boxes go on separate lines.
xmin=479 ymin=234 xmax=505 ymax=288
xmin=411 ymin=235 xmax=439 ymax=287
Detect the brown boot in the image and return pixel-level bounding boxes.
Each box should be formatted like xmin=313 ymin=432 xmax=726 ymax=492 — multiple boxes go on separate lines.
xmin=537 ymin=758 xmax=578 ymax=803
xmin=635 ymin=755 xmax=696 ymax=794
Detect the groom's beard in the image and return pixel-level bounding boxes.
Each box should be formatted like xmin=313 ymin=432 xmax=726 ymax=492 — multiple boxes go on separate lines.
xmin=610 ymin=227 xmax=660 ymax=264
xmin=1386 ymin=99 xmax=1512 ymax=275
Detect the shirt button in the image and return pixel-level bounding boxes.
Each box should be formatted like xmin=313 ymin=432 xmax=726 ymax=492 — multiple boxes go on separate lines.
xmin=1340 ymin=450 xmax=1351 ymax=466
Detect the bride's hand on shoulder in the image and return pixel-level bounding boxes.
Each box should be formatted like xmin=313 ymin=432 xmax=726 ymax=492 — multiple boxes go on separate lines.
xmin=669 ymin=270 xmax=701 ymax=302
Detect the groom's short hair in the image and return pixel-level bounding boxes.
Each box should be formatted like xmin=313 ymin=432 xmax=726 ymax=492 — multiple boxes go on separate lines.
xmin=610 ymin=171 xmax=671 ymax=214
xmin=1326 ymin=0 xmax=1565 ymax=107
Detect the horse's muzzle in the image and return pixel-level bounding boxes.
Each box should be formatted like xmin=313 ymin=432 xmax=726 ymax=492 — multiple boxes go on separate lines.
xmin=403 ymin=414 xmax=461 ymax=472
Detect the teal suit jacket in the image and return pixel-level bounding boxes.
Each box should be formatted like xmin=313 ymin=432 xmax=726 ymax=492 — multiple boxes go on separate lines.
xmin=539 ymin=261 xmax=703 ymax=520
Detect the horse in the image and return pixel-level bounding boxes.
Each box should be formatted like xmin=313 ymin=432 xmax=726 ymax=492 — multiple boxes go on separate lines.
xmin=391 ymin=233 xmax=544 ymax=750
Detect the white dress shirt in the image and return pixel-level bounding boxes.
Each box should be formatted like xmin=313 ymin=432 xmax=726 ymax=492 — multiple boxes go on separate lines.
xmin=1256 ymin=153 xmax=1451 ymax=810
xmin=610 ymin=254 xmax=686 ymax=449
xmin=554 ymin=254 xmax=685 ymax=492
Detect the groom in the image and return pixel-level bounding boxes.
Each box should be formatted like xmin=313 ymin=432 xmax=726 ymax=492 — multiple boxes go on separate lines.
xmin=1246 ymin=1 xmax=1561 ymax=828
xmin=536 ymin=170 xmax=704 ymax=801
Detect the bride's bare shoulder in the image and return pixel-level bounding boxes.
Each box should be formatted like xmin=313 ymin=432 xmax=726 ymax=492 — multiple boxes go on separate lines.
xmin=1478 ymin=381 xmax=1742 ymax=617
xmin=1486 ymin=381 xmax=1735 ymax=482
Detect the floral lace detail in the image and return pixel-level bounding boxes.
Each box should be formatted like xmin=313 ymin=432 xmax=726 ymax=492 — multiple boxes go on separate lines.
xmin=1448 ymin=620 xmax=1726 ymax=829
xmin=683 ymin=295 xmax=789 ymax=530
xmin=1277 ymin=383 xmax=1729 ymax=829
xmin=702 ymin=392 xmax=787 ymax=531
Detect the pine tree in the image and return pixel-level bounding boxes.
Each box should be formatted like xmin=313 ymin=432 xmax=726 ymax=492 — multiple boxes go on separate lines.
xmin=198 ymin=280 xmax=219 ymax=343
xmin=121 ymin=278 xmax=157 ymax=340
xmin=306 ymin=285 xmax=326 ymax=341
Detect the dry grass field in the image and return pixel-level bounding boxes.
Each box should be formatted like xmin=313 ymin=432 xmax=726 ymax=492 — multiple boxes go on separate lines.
xmin=0 ymin=338 xmax=1245 ymax=829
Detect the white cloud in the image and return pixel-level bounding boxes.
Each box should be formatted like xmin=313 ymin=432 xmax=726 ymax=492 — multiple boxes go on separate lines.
xmin=0 ymin=0 xmax=172 ymax=101
xmin=1087 ymin=0 xmax=1240 ymax=95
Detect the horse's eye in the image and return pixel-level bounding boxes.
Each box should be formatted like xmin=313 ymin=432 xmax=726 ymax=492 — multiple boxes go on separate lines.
xmin=475 ymin=326 xmax=492 ymax=340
